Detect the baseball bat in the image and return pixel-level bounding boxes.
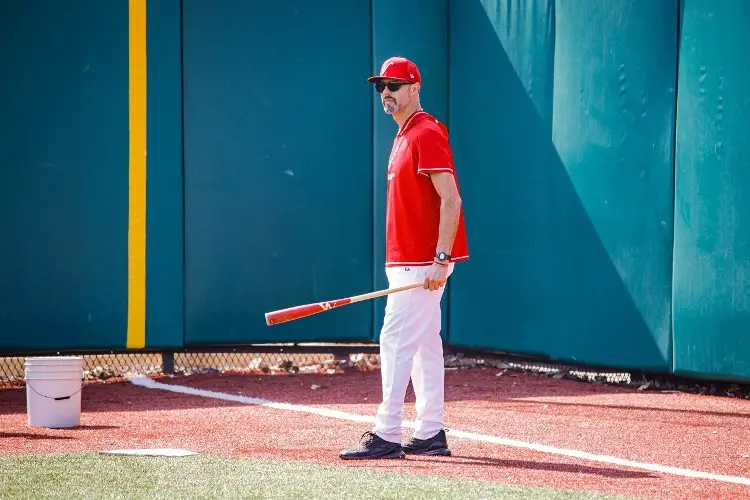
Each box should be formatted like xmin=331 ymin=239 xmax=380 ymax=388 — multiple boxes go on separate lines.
xmin=265 ymin=281 xmax=424 ymax=326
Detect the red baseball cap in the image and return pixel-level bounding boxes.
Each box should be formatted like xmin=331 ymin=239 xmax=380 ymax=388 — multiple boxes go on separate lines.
xmin=368 ymin=57 xmax=421 ymax=84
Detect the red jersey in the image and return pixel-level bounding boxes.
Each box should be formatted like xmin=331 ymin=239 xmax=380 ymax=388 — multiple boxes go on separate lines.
xmin=385 ymin=110 xmax=469 ymax=267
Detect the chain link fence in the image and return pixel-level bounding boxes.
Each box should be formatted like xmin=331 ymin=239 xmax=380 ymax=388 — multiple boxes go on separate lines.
xmin=0 ymin=346 xmax=630 ymax=389
xmin=0 ymin=346 xmax=636 ymax=390
xmin=2 ymin=346 xmax=749 ymax=399
xmin=445 ymin=350 xmax=750 ymax=399
xmin=0 ymin=346 xmax=381 ymax=388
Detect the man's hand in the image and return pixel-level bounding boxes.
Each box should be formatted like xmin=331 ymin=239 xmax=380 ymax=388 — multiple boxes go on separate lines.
xmin=424 ymin=262 xmax=449 ymax=291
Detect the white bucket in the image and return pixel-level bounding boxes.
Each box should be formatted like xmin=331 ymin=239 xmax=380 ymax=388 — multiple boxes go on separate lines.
xmin=24 ymin=356 xmax=84 ymax=428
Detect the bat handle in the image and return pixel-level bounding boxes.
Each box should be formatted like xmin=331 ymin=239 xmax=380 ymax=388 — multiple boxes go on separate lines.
xmin=348 ymin=281 xmax=426 ymax=303
xmin=265 ymin=281 xmax=427 ymax=326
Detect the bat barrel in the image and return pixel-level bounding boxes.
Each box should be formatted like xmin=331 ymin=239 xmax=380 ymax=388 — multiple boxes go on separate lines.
xmin=265 ymin=301 xmax=343 ymax=326
xmin=264 ymin=282 xmax=423 ymax=326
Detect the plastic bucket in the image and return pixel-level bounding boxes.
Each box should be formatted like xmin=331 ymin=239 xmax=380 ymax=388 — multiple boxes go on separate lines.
xmin=24 ymin=356 xmax=84 ymax=428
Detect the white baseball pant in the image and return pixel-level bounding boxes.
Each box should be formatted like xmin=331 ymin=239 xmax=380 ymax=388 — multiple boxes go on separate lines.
xmin=372 ymin=263 xmax=455 ymax=443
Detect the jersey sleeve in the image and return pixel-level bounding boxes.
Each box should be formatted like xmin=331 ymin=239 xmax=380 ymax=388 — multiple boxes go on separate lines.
xmin=415 ymin=125 xmax=455 ymax=176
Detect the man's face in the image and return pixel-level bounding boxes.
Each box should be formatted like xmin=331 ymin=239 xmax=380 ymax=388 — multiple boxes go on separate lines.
xmin=376 ymin=80 xmax=413 ymax=115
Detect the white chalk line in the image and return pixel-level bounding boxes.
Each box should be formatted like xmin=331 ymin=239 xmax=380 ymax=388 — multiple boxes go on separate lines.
xmin=128 ymin=376 xmax=750 ymax=487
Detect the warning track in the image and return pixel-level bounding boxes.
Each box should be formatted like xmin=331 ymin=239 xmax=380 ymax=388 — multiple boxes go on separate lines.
xmin=2 ymin=368 xmax=750 ymax=499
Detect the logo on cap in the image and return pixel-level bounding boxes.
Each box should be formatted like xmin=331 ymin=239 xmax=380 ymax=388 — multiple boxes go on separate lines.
xmin=368 ymin=57 xmax=421 ymax=84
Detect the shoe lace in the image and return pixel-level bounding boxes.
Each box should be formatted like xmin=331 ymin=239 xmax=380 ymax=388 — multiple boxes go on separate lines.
xmin=359 ymin=431 xmax=377 ymax=446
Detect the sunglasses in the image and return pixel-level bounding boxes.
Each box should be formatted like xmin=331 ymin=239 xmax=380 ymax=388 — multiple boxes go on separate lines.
xmin=374 ymin=81 xmax=413 ymax=93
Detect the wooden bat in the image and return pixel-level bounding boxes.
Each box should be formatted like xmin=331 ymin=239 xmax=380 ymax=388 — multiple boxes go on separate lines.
xmin=265 ymin=281 xmax=424 ymax=326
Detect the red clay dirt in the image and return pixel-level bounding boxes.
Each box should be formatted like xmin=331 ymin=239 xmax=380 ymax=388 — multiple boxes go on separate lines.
xmin=2 ymin=368 xmax=750 ymax=500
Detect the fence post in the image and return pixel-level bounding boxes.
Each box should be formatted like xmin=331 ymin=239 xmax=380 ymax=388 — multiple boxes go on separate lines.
xmin=162 ymin=352 xmax=175 ymax=374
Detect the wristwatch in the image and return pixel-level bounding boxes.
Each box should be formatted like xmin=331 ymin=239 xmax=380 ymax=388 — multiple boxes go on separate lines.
xmin=435 ymin=251 xmax=451 ymax=263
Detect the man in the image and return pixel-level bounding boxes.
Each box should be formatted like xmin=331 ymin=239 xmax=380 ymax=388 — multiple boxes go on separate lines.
xmin=340 ymin=57 xmax=469 ymax=460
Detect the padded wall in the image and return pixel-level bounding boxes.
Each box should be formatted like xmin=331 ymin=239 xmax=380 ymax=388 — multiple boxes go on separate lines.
xmin=448 ymin=0 xmax=677 ymax=371
xmin=371 ymin=0 xmax=449 ymax=341
xmin=182 ymin=1 xmax=374 ymax=344
xmin=0 ymin=0 xmax=184 ymax=351
xmin=673 ymin=0 xmax=750 ymax=381
xmin=447 ymin=0 xmax=556 ymax=357
xmin=7 ymin=1 xmax=750 ymax=386
xmin=144 ymin=0 xmax=184 ymax=349
xmin=0 ymin=1 xmax=130 ymax=351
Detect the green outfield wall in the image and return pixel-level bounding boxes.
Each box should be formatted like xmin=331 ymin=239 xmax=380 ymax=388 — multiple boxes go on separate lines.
xmin=2 ymin=0 xmax=749 ymax=383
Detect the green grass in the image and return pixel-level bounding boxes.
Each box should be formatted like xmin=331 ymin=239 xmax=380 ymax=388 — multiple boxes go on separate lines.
xmin=0 ymin=454 xmax=641 ymax=499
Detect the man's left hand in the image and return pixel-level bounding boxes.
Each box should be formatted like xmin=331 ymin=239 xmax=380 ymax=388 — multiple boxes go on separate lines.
xmin=424 ymin=262 xmax=448 ymax=291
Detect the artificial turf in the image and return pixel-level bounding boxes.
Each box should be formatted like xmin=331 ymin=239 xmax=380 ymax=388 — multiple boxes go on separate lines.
xmin=0 ymin=453 xmax=643 ymax=499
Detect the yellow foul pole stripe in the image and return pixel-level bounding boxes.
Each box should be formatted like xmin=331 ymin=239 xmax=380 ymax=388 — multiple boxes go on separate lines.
xmin=127 ymin=0 xmax=147 ymax=349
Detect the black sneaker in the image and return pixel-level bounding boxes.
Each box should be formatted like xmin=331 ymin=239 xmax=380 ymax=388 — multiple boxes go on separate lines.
xmin=339 ymin=431 xmax=406 ymax=460
xmin=402 ymin=429 xmax=451 ymax=456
